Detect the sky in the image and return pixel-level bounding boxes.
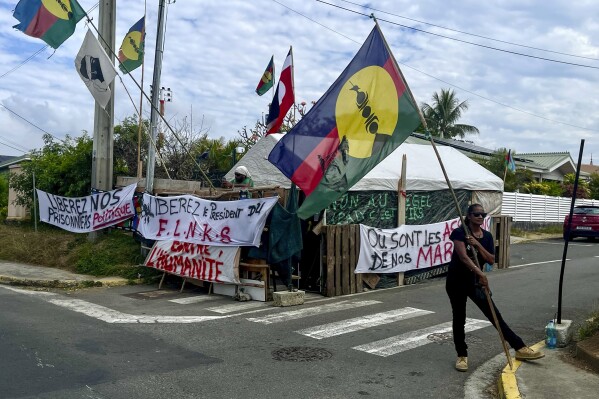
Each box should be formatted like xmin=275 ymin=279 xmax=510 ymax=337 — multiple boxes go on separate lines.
xmin=1 ymin=0 xmax=598 ymax=166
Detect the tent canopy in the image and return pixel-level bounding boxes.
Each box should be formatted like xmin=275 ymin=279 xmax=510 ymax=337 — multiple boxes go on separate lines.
xmin=226 ymin=134 xmax=503 ymax=192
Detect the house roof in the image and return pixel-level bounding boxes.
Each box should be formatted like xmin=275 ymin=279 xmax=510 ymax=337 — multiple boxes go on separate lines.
xmin=581 ymin=164 xmax=599 ymax=175
xmin=517 ymin=152 xmax=575 ymax=173
xmin=0 ymin=154 xmax=31 ymax=170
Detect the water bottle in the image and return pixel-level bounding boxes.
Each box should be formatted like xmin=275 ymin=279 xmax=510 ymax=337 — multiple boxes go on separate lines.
xmin=545 ymin=320 xmax=557 ymax=349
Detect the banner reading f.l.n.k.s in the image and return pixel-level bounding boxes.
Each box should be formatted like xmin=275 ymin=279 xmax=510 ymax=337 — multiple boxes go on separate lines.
xmin=268 ymin=25 xmax=422 ymax=219
xmin=137 ymin=194 xmax=278 ymax=247
xmin=37 ymin=183 xmax=137 ymax=233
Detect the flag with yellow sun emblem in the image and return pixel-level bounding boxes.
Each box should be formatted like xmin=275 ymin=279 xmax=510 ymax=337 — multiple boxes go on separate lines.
xmin=118 ymin=17 xmax=145 ymax=74
xmin=268 ymin=24 xmax=422 ymax=219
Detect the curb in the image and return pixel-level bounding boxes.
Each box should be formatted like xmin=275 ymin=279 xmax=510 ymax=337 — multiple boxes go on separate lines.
xmin=497 ymin=341 xmax=545 ymax=399
xmin=0 ymin=275 xmax=131 ymax=289
xmin=576 ymin=333 xmax=599 ymax=373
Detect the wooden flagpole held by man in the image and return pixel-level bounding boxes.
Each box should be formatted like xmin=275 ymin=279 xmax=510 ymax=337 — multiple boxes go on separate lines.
xmin=371 ymin=15 xmax=513 ymax=369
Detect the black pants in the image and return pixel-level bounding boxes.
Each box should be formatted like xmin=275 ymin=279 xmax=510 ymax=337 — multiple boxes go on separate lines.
xmin=446 ymin=281 xmax=525 ymax=357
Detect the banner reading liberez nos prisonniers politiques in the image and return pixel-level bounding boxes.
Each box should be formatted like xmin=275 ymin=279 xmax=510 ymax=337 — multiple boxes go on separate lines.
xmin=137 ymin=194 xmax=278 ymax=247
xmin=37 ymin=183 xmax=137 ymax=233
xmin=145 ymin=240 xmax=240 ymax=284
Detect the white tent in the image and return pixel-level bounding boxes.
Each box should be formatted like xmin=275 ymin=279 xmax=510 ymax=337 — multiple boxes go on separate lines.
xmin=226 ymin=134 xmax=503 ymax=192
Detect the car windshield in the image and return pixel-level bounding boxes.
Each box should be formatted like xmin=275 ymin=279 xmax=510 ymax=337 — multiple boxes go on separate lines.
xmin=573 ymin=207 xmax=599 ymax=215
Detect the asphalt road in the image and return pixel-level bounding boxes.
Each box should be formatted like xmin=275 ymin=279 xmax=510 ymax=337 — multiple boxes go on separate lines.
xmin=1 ymin=238 xmax=598 ymax=399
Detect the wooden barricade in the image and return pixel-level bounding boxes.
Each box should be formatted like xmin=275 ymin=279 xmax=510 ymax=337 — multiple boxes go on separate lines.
xmin=324 ymin=225 xmax=363 ymax=297
xmin=492 ymin=215 xmax=512 ymax=269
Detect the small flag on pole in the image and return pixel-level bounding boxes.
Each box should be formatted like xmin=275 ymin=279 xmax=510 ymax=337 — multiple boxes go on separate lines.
xmin=255 ymin=55 xmax=274 ymax=96
xmin=265 ymin=48 xmax=294 ymax=134
xmin=118 ymin=16 xmax=145 ymax=74
xmin=75 ymin=29 xmax=117 ymax=109
xmin=12 ymin=0 xmax=86 ymax=49
xmin=505 ymin=149 xmax=516 ymax=172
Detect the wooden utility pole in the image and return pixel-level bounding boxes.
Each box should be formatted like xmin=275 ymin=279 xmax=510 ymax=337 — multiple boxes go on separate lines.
xmin=90 ymin=0 xmax=116 ymax=241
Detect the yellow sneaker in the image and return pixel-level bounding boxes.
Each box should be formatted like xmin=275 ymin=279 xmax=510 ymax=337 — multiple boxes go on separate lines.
xmin=455 ymin=356 xmax=468 ymax=372
xmin=515 ymin=347 xmax=545 ymax=360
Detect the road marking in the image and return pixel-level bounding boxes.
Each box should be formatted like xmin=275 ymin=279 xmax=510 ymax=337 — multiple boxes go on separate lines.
xmin=1 ymin=286 xmax=223 ymax=324
xmin=169 ymin=295 xmax=218 ymax=304
xmin=206 ymin=301 xmax=267 ymax=314
xmin=352 ymin=318 xmax=491 ymax=357
xmin=510 ymin=259 xmax=569 ymax=268
xmin=296 ymin=307 xmax=434 ymax=339
xmin=247 ymin=300 xmax=381 ymax=325
xmin=537 ymin=241 xmax=594 ymax=247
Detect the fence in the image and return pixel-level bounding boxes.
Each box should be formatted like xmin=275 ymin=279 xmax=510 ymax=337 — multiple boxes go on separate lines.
xmin=502 ymin=192 xmax=599 ymax=222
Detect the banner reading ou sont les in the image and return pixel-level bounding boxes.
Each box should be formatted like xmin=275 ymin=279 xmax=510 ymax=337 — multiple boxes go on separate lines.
xmin=137 ymin=194 xmax=278 ymax=246
xmin=36 ymin=183 xmax=137 ymax=233
xmin=356 ymin=217 xmax=491 ymax=273
xmin=145 ymin=240 xmax=240 ymax=284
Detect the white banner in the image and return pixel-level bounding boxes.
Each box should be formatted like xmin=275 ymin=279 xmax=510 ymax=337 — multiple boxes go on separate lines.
xmin=144 ymin=240 xmax=240 ymax=284
xmin=137 ymin=194 xmax=278 ymax=246
xmin=37 ymin=184 xmax=137 ymax=233
xmin=356 ymin=217 xmax=491 ymax=273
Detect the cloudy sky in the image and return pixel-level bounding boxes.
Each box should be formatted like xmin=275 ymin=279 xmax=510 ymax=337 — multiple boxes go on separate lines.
xmin=1 ymin=0 xmax=598 ymax=166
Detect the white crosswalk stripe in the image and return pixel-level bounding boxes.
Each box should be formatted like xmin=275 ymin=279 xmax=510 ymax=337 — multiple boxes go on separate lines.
xmin=247 ymin=300 xmax=382 ymax=325
xmin=169 ymin=296 xmax=218 ymax=305
xmin=206 ymin=301 xmax=268 ymax=314
xmin=353 ymin=318 xmax=492 ymax=357
xmin=296 ymin=307 xmax=434 ymax=339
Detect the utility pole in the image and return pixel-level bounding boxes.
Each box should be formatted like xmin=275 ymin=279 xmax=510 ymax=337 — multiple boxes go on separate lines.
xmin=90 ymin=0 xmax=116 ymax=241
xmin=91 ymin=0 xmax=116 ymax=192
xmin=146 ymin=0 xmax=167 ymax=194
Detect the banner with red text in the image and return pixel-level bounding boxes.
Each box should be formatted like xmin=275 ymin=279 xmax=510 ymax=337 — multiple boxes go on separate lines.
xmin=137 ymin=194 xmax=278 ymax=246
xmin=37 ymin=183 xmax=137 ymax=233
xmin=145 ymin=240 xmax=240 ymax=284
xmin=356 ymin=217 xmax=491 ymax=273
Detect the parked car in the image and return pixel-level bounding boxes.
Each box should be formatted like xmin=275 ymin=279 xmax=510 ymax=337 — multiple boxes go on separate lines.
xmin=563 ymin=205 xmax=599 ymax=241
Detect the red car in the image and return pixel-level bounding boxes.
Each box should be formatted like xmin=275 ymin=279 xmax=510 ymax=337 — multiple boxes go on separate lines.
xmin=563 ymin=205 xmax=599 ymax=241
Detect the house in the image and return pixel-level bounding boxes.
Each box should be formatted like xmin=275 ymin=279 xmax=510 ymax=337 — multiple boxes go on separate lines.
xmin=0 ymin=154 xmax=32 ymax=221
xmin=408 ymin=133 xmax=581 ymax=182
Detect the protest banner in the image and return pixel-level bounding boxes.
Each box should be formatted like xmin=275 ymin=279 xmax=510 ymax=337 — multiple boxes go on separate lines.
xmin=145 ymin=240 xmax=240 ymax=284
xmin=37 ymin=183 xmax=137 ymax=233
xmin=137 ymin=194 xmax=278 ymax=246
xmin=356 ymin=217 xmax=491 ymax=273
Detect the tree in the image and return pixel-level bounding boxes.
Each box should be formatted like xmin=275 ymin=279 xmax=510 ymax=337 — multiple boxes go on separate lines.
xmin=418 ymin=89 xmax=479 ymax=139
xmin=589 ymin=173 xmax=599 ymax=200
xmin=0 ymin=172 xmax=8 ymax=220
xmin=562 ymin=173 xmax=590 ymax=199
xmin=9 ymin=133 xmax=92 ymax=208
xmin=113 ymin=116 xmax=150 ymax=177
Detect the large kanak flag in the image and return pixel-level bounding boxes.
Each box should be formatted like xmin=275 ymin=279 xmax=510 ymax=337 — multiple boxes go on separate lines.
xmin=12 ymin=0 xmax=85 ymax=49
xmin=268 ymin=25 xmax=422 ymax=219
xmin=265 ymin=48 xmax=294 ymax=134
xmin=75 ymin=29 xmax=117 ymax=109
xmin=118 ymin=16 xmax=145 ymax=74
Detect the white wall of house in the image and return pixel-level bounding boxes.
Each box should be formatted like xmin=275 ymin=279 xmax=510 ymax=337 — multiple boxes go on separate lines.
xmin=7 ymin=164 xmax=29 ymax=221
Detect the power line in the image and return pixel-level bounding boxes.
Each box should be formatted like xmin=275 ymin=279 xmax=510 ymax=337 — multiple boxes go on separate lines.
xmin=0 ymin=135 xmax=30 ymax=153
xmin=0 ymin=103 xmax=65 ymax=142
xmin=335 ymin=0 xmax=599 ymax=62
xmin=316 ymin=0 xmax=599 ymax=70
xmin=0 ymin=139 xmax=28 ymax=154
xmin=271 ymin=0 xmax=599 ymax=133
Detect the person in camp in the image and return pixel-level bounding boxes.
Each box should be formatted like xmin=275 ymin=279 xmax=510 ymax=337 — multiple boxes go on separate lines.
xmin=447 ymin=203 xmax=544 ymax=372
xmin=222 ymin=166 xmax=254 ymax=189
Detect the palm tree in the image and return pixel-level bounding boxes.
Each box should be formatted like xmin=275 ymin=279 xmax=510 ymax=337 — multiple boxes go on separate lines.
xmin=419 ymin=89 xmax=479 ymax=139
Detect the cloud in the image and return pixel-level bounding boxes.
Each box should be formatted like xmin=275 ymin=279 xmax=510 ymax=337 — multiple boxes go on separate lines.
xmin=0 ymin=0 xmax=598 ymax=167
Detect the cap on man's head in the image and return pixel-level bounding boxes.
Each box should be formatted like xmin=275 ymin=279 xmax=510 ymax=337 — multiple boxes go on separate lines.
xmin=234 ymin=166 xmax=250 ymax=177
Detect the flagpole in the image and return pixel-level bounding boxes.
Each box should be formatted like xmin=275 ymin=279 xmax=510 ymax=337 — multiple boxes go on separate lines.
xmin=136 ymin=8 xmax=147 ymax=179
xmin=371 ymin=15 xmax=513 ymax=369
xmin=290 ymin=46 xmax=296 ymax=125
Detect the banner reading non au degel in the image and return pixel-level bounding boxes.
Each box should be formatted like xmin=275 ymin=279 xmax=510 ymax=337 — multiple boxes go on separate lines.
xmin=145 ymin=240 xmax=240 ymax=284
xmin=37 ymin=183 xmax=137 ymax=233
xmin=137 ymin=194 xmax=278 ymax=246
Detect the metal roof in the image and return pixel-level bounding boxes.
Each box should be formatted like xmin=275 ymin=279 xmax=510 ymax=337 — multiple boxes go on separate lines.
xmin=0 ymin=154 xmax=31 ymax=170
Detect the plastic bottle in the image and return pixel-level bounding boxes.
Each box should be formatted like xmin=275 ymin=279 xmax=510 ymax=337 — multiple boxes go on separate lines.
xmin=546 ymin=320 xmax=557 ymax=349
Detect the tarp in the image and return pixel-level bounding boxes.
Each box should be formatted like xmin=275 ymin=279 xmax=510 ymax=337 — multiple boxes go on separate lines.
xmin=227 ymin=135 xmax=503 ymax=192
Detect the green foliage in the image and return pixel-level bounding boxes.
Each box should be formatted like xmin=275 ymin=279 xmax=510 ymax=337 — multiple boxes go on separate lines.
xmin=474 ymin=149 xmax=535 ymax=192
xmin=417 ymin=89 xmax=479 ymax=139
xmin=589 ymin=173 xmax=599 ymax=200
xmin=0 ymin=172 xmax=8 ymax=220
xmin=522 ymin=181 xmax=563 ymax=196
xmin=579 ymin=308 xmax=599 ymax=340
xmin=561 ymin=173 xmax=590 ymax=198
xmin=114 ymin=116 xmax=150 ymax=177
xmin=9 ymin=133 xmax=92 ymax=208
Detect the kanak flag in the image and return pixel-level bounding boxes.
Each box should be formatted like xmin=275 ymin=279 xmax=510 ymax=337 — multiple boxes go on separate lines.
xmin=265 ymin=48 xmax=294 ymax=134
xmin=268 ymin=25 xmax=421 ymax=219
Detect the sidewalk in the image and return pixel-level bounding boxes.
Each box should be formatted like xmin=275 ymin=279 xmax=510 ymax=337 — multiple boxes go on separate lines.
xmin=498 ymin=338 xmax=599 ymax=399
xmin=0 ymin=260 xmax=129 ymax=288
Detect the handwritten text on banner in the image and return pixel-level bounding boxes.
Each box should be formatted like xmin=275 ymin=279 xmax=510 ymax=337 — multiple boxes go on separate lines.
xmin=36 ymin=183 xmax=137 ymax=233
xmin=356 ymin=217 xmax=491 ymax=273
xmin=137 ymin=194 xmax=278 ymax=246
xmin=145 ymin=240 xmax=240 ymax=284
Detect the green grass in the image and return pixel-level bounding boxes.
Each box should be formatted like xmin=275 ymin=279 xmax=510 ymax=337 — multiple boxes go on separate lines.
xmin=579 ymin=308 xmax=599 ymax=341
xmin=511 ymin=225 xmax=563 ymax=237
xmin=0 ymin=222 xmax=158 ymax=280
